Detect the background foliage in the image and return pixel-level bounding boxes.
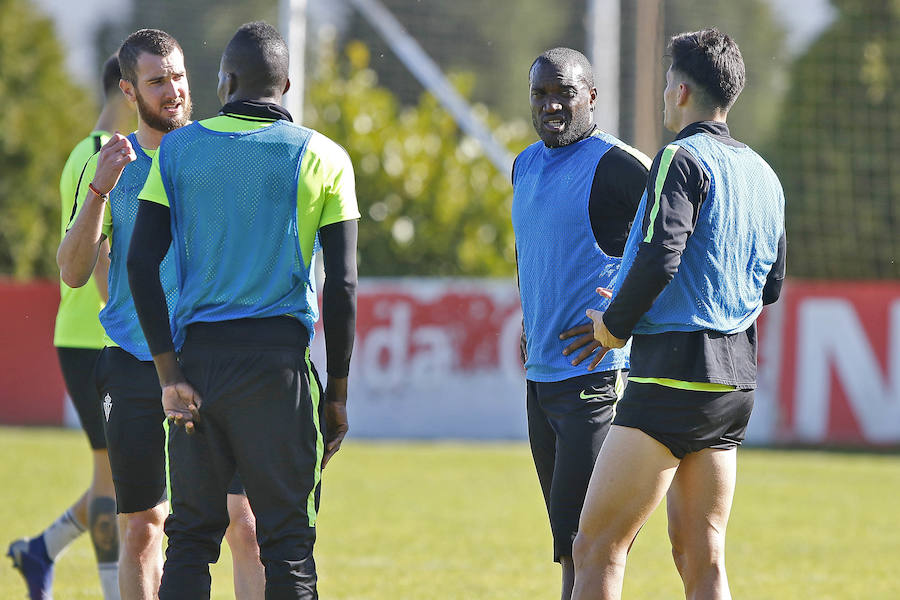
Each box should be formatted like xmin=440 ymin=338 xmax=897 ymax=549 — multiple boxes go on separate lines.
xmin=768 ymin=0 xmax=900 ymax=278
xmin=307 ymin=42 xmax=529 ymax=276
xmin=0 ymin=0 xmax=94 ymax=279
xmin=3 ymin=0 xmax=898 ymax=280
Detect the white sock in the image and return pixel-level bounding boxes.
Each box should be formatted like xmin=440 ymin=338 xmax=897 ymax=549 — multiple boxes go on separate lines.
xmin=98 ymin=562 xmax=120 ymax=600
xmin=43 ymin=508 xmax=85 ymax=560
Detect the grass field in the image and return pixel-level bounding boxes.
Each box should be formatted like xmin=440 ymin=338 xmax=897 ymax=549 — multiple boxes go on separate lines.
xmin=1 ymin=427 xmax=899 ymax=599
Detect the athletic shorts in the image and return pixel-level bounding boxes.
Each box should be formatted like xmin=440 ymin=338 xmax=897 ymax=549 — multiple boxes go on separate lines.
xmin=526 ymin=369 xmax=625 ymax=562
xmin=56 ymin=347 xmax=106 ymax=450
xmin=95 ymin=347 xmax=245 ymax=514
xmin=613 ymin=382 xmax=754 ymax=459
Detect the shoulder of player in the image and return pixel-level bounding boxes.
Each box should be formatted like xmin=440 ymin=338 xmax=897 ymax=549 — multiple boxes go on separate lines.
xmin=303 ymin=129 xmax=353 ymax=172
xmin=63 ymin=134 xmax=104 ymax=173
xmin=512 ymin=139 xmax=544 ymax=182
xmin=649 ymin=143 xmax=705 ymax=183
xmin=516 ymin=139 xmax=544 ymax=159
xmin=586 ymin=130 xmax=647 ymax=162
xmin=596 ymin=144 xmax=651 ymax=177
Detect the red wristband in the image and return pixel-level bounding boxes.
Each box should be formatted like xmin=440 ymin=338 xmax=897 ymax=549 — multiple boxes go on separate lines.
xmin=88 ymin=182 xmax=108 ymax=199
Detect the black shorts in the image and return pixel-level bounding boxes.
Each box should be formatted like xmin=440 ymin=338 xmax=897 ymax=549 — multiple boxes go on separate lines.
xmin=95 ymin=347 xmax=246 ymax=514
xmin=527 ymin=370 xmax=625 ymax=562
xmin=613 ymin=382 xmax=754 ymax=459
xmin=57 ymin=347 xmax=106 ymax=450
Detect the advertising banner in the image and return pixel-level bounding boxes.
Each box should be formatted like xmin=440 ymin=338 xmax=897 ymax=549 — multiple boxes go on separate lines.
xmin=2 ymin=278 xmax=899 ymax=445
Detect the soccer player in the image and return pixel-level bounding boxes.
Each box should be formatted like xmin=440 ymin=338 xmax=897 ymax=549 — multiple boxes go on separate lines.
xmin=126 ymin=22 xmax=358 ymax=600
xmin=7 ymin=53 xmax=133 ymax=600
xmin=511 ymin=47 xmax=650 ymax=600
xmin=571 ymin=29 xmax=786 ymax=600
xmin=57 ymin=29 xmax=264 ymax=600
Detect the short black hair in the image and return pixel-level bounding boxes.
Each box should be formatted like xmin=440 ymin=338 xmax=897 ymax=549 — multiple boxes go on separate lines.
xmin=118 ymin=29 xmax=182 ymax=84
xmin=669 ymin=28 xmax=745 ymax=110
xmin=100 ymin=53 xmax=121 ymax=99
xmin=222 ymin=21 xmax=289 ymax=95
xmin=530 ymin=47 xmax=594 ymax=90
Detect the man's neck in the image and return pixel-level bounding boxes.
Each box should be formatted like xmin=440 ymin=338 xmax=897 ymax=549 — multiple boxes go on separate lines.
xmin=674 ymin=109 xmax=727 ymax=133
xmin=134 ymin=123 xmax=166 ymax=151
xmin=226 ymin=93 xmax=282 ymax=106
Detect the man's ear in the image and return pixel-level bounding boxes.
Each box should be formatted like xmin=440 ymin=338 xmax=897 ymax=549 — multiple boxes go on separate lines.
xmin=677 ymin=81 xmax=691 ymax=107
xmin=225 ymin=72 xmax=239 ymax=97
xmin=119 ymin=78 xmax=136 ymax=103
xmin=283 ymin=78 xmax=291 ymax=95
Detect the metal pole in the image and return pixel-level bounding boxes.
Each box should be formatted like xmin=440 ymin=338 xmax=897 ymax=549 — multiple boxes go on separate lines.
xmin=586 ymin=0 xmax=620 ymax=135
xmin=348 ymin=0 xmax=515 ymax=175
xmin=633 ymin=0 xmax=662 ymax=153
xmin=279 ymin=0 xmax=307 ymax=123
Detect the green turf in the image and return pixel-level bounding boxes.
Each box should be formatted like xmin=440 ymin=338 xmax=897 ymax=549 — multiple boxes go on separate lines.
xmin=1 ymin=427 xmax=898 ymax=599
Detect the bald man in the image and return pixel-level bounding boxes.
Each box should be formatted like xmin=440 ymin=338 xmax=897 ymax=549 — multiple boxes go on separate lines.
xmin=512 ymin=47 xmax=650 ymax=600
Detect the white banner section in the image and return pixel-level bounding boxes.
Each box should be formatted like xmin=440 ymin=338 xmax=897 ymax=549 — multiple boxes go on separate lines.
xmin=310 ymin=279 xmax=528 ymax=439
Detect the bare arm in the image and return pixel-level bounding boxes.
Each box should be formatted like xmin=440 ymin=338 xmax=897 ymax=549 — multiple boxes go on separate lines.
xmin=57 ymin=187 xmax=107 ymax=288
xmin=57 ymin=134 xmax=135 ymax=287
xmin=93 ymin=238 xmax=111 ymax=302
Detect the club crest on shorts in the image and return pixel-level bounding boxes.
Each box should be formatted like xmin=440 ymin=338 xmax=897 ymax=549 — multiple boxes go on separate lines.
xmin=103 ymin=393 xmax=112 ymax=422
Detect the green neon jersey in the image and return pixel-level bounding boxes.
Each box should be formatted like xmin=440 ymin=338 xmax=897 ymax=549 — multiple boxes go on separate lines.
xmin=54 ymin=131 xmax=109 ymax=349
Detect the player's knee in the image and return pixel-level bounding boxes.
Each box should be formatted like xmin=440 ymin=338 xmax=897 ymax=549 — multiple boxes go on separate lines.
xmin=224 ymin=516 xmax=259 ymax=559
xmin=573 ymin=530 xmax=621 ymax=571
xmin=673 ymin=532 xmax=727 ymax=586
xmin=122 ymin=509 xmax=165 ymax=554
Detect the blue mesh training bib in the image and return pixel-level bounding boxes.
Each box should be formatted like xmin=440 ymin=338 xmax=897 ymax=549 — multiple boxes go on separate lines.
xmin=100 ymin=133 xmax=178 ymax=361
xmin=615 ymin=133 xmax=784 ymax=335
xmin=512 ymin=131 xmax=631 ymax=382
xmin=159 ymin=120 xmax=314 ymax=349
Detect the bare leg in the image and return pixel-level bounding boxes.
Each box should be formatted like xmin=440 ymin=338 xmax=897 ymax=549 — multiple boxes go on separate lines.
xmin=118 ymin=502 xmax=168 ymax=600
xmin=667 ymin=448 xmax=736 ymax=600
xmin=560 ymin=555 xmax=575 ymax=600
xmin=87 ymin=449 xmax=119 ymax=554
xmin=571 ymin=426 xmax=680 ymax=600
xmin=224 ymin=493 xmax=264 ymax=600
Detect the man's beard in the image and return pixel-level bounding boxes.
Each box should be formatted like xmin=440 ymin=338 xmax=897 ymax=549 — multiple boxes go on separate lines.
xmin=136 ymin=91 xmax=192 ymax=133
xmin=532 ymin=110 xmax=594 ymax=148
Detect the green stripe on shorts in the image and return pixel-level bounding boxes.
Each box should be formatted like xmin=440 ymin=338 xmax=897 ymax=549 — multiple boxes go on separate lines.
xmin=629 ymin=377 xmax=737 ymax=392
xmin=614 ymin=369 xmax=626 ymax=400
xmin=306 ymin=347 xmax=324 ymax=527
xmin=163 ymin=417 xmax=173 ymax=513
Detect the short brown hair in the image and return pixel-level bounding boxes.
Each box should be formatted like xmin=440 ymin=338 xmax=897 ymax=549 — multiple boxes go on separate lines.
xmin=118 ymin=29 xmax=182 ymax=84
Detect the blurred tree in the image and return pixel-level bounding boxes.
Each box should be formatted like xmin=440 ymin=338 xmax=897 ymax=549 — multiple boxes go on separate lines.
xmin=342 ymin=0 xmax=584 ymax=124
xmin=768 ymin=0 xmax=899 ymax=278
xmin=0 ymin=0 xmax=95 ymax=279
xmin=307 ymin=41 xmax=531 ymax=276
